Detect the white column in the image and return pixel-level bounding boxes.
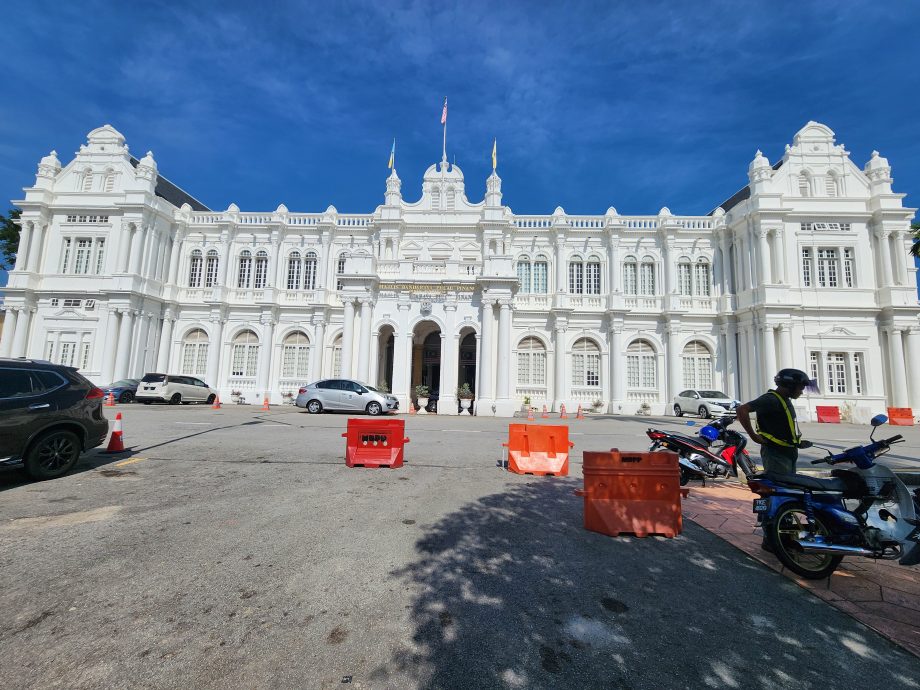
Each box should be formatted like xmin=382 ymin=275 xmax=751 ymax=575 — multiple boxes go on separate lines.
xmin=0 ymin=308 xmax=17 ymax=357
xmin=26 ymin=224 xmax=46 ymax=273
xmin=396 ymin=328 xmax=414 ymax=409
xmin=155 ymin=233 xmax=169 ymax=281
xmin=761 ymin=324 xmax=777 ymax=390
xmin=268 ymin=239 xmax=280 ymax=289
xmin=609 ymin=327 xmax=624 ymax=407
xmin=356 ymin=299 xmax=373 ymax=382
xmin=894 ymin=232 xmax=909 ymax=286
xmin=113 ymin=309 xmax=135 ymax=381
xmin=478 ymin=300 xmax=495 ymax=401
xmin=718 ymin=326 xmax=732 ymax=397
xmin=52 ymin=331 xmax=62 ymax=363
xmin=758 ymin=229 xmax=770 ymax=285
xmin=259 ymin=318 xmax=276 ymax=400
xmin=100 ymin=308 xmax=120 ymax=383
xmin=496 ymin=301 xmax=512 ymax=400
xmin=132 ymin=312 xmax=153 ymax=376
xmin=10 ymin=308 xmax=32 ymax=357
xmin=555 ymin=243 xmax=567 ymax=292
xmin=117 ymin=224 xmax=132 ymax=272
xmin=666 ymin=327 xmax=680 ymax=400
xmin=141 ymin=227 xmax=157 ymax=279
xmin=206 ymin=319 xmax=225 ymax=388
xmin=553 ymin=323 xmax=566 ymax=409
xmin=168 ymin=236 xmax=183 ymax=285
xmin=719 ymin=235 xmax=732 ymax=294
xmin=341 ymin=299 xmax=355 ymax=379
xmin=887 ymin=328 xmax=909 ymax=407
xmin=905 ymin=328 xmax=920 ymax=410
xmin=156 ymin=314 xmax=175 ymax=372
xmin=312 ymin=319 xmax=326 ymax=380
xmin=14 ymin=223 xmax=33 ymax=271
xmin=737 ymin=327 xmax=749 ymax=401
xmin=129 ymin=226 xmax=146 ymax=275
xmin=778 ymin=324 xmax=793 ymax=370
xmin=876 ymin=231 xmax=893 ymax=288
xmin=369 ymin=331 xmax=380 ymax=388
xmin=607 ymin=236 xmax=619 ymax=295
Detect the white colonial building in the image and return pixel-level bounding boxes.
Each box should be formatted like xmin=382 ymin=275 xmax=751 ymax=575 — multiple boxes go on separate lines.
xmin=1 ymin=122 xmax=918 ymax=419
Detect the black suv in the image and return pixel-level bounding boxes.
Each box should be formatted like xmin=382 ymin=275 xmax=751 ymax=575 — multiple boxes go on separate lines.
xmin=0 ymin=358 xmax=109 ymax=480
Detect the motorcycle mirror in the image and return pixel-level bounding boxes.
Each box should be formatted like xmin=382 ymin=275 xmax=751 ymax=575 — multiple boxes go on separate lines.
xmin=870 ymin=414 xmax=888 ymax=427
xmin=798 ymin=440 xmax=813 ymax=449
xmin=685 ymin=421 xmax=697 ymax=426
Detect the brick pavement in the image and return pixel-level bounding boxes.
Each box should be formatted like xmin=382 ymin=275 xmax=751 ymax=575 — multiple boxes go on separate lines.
xmin=682 ymin=481 xmax=920 ymax=659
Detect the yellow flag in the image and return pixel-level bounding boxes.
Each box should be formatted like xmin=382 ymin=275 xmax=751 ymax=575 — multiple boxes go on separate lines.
xmin=491 ymin=138 xmax=497 ymax=170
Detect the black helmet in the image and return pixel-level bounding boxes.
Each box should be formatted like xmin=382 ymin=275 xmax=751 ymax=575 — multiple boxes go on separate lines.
xmin=774 ymin=368 xmax=819 ymax=393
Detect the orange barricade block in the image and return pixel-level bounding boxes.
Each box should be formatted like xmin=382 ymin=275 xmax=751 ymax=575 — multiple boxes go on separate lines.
xmin=887 ymin=407 xmax=914 ymax=426
xmin=502 ymin=423 xmax=574 ymax=476
xmin=816 ymin=405 xmax=840 ymax=423
xmin=342 ymin=417 xmax=410 ymax=468
xmin=575 ymin=449 xmax=682 ymax=538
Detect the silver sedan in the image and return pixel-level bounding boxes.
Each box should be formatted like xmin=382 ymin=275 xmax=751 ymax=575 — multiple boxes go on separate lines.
xmin=295 ymin=379 xmax=399 ymax=415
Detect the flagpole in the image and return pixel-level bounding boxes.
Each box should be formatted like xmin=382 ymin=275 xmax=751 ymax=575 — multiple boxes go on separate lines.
xmin=442 ymin=118 xmax=447 ymax=164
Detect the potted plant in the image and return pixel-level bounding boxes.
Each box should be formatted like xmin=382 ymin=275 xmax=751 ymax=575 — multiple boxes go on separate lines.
xmin=414 ymin=384 xmax=430 ymax=414
xmin=456 ymin=383 xmax=474 ymax=412
xmin=377 ymin=381 xmax=390 ymax=394
xmin=591 ymin=398 xmax=604 ymax=413
xmin=522 ymin=395 xmax=531 ymax=412
xmin=638 ymin=401 xmax=651 ymax=416
xmin=282 ymin=391 xmax=295 ymax=405
xmin=230 ymin=389 xmax=242 ymax=404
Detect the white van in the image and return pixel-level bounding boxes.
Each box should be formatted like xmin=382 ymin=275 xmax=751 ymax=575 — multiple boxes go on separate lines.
xmin=136 ymin=373 xmax=218 ymax=405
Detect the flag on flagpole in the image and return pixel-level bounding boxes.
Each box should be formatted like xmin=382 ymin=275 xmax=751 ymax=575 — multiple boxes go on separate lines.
xmin=492 ymin=138 xmax=497 ymax=170
xmin=441 ymin=97 xmax=448 ymax=125
xmin=387 ymin=138 xmax=395 ymax=169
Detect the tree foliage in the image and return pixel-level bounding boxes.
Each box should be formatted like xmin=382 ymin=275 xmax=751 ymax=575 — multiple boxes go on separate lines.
xmin=911 ymin=222 xmax=920 ymax=259
xmin=0 ymin=208 xmax=21 ymax=270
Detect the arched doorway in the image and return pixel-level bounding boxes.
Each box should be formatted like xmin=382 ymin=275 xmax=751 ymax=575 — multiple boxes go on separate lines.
xmin=411 ymin=321 xmax=441 ymax=412
xmin=376 ymin=324 xmax=396 ymax=393
xmin=457 ymin=328 xmax=477 ymax=414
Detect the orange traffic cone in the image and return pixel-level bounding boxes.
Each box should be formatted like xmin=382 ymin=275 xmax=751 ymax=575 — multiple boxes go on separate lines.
xmin=408 ymin=399 xmax=417 ymax=415
xmin=103 ymin=413 xmax=126 ymax=453
xmin=576 ymin=404 xmax=585 ymax=420
xmin=212 ymin=395 xmax=222 ymax=410
xmin=527 ymin=407 xmax=535 ymax=421
xmin=541 ymin=404 xmax=549 ymax=419
xmin=261 ymin=396 xmax=270 ymax=411
xmin=105 ymin=392 xmax=116 ymax=407
xmin=559 ymin=403 xmax=568 ymax=419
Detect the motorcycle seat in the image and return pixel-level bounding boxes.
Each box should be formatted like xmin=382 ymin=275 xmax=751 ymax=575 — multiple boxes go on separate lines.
xmin=765 ymin=473 xmax=848 ymax=492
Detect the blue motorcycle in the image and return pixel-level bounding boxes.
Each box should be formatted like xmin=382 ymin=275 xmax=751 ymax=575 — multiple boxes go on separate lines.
xmin=748 ymin=415 xmax=920 ymax=579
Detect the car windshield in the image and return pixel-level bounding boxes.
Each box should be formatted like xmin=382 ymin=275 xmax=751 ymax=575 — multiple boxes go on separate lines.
xmin=141 ymin=374 xmax=166 ymax=383
xmin=699 ymin=390 xmax=730 ymax=399
xmin=362 ymin=384 xmax=379 ymax=392
xmin=109 ymin=380 xmax=136 ymax=387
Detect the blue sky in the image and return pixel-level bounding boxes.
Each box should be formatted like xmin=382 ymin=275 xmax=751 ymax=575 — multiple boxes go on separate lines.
xmin=1 ymin=1 xmax=918 ymax=285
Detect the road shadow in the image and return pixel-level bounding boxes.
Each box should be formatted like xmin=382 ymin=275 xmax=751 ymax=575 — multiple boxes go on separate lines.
xmin=376 ymin=480 xmax=920 ymax=688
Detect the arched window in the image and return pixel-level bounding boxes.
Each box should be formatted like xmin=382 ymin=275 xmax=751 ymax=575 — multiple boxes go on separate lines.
xmin=103 ymin=168 xmax=116 ymax=192
xmin=181 ymin=328 xmax=209 ymax=376
xmin=533 ymin=255 xmax=549 ymax=293
xmin=517 ymin=255 xmax=532 ymax=293
xmin=517 ymin=336 xmax=546 ymax=386
xmin=287 ymin=251 xmax=302 ymax=290
xmin=571 ymin=338 xmax=601 ymax=387
xmin=568 ymin=255 xmax=584 ymax=293
xmin=253 ymin=250 xmax=268 ymax=289
xmin=231 ymin=330 xmax=260 ymax=377
xmin=281 ymin=331 xmax=311 ymax=379
xmin=694 ymin=260 xmax=711 ymax=296
xmin=82 ymin=168 xmax=93 ymax=192
xmin=677 ymin=260 xmax=692 ymax=296
xmin=627 ymin=339 xmax=657 ymax=389
xmin=639 ymin=257 xmax=656 ymax=295
xmin=623 ymin=257 xmax=638 ymax=295
xmin=304 ymin=251 xmax=318 ymax=290
xmin=682 ymin=340 xmax=713 ymax=389
xmin=188 ymin=250 xmax=203 ymax=287
xmin=205 ymin=250 xmax=219 ymax=287
xmin=799 ymin=173 xmax=811 ymax=197
xmin=237 ymin=250 xmax=252 ymax=288
xmin=825 ymin=172 xmax=839 ymax=197
xmin=585 ymin=256 xmax=601 ymax=294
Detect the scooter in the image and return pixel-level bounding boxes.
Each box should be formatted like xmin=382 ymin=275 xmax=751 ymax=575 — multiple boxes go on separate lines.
xmin=748 ymin=414 xmax=920 ymax=579
xmin=646 ymin=422 xmax=737 ymax=485
xmin=701 ymin=416 xmax=759 ymax=480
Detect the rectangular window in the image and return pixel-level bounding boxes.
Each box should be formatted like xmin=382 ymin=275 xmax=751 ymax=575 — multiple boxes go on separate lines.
xmin=517 ymin=262 xmax=531 ymax=294
xmin=231 ymin=344 xmax=259 ymax=377
xmin=639 ymin=263 xmax=655 ymax=295
xmin=532 ymin=262 xmax=548 ymax=293
xmin=63 ymin=299 xmax=81 ymax=308
xmin=623 ymin=263 xmax=637 ymax=295
xmin=59 ymin=342 xmax=75 ymax=367
xmin=74 ymin=238 xmax=92 ymax=274
xmin=810 ymin=351 xmax=819 ymax=383
xmin=80 ymin=342 xmax=91 ymax=370
xmin=801 ymin=247 xmax=812 ymax=287
xmin=205 ymin=256 xmax=219 ymax=287
xmin=627 ymin=355 xmax=656 ymax=388
xmin=843 ymin=248 xmax=854 ymax=287
xmin=181 ymin=343 xmax=208 ymax=376
xmin=854 ymin=353 xmax=863 ymax=395
xmin=627 ymin=355 xmax=639 ymax=388
xmin=61 ymin=238 xmax=72 ymax=273
xmin=94 ymin=238 xmax=106 ymax=274
xmin=678 ymin=264 xmax=692 ymax=296
xmin=304 ymin=259 xmax=317 ymax=290
xmin=571 ymin=354 xmax=600 ymax=386
xmin=50 ymin=298 xmax=59 ymax=307
xmin=517 ymin=352 xmax=530 ymax=385
xmin=568 ymin=263 xmax=583 ymax=294
xmin=332 ymin=347 xmax=342 ymax=377
xmin=45 ymin=340 xmax=55 ymax=360
xmin=282 ymin=345 xmax=311 ymax=379
xmin=817 ymin=248 xmax=838 ymax=288
xmin=586 ymin=263 xmax=601 ymax=295
xmin=826 ymin=352 xmax=847 ymax=394
xmin=694 ymin=263 xmax=711 ymax=296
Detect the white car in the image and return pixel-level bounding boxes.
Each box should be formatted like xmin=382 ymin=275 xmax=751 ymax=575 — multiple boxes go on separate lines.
xmin=136 ymin=373 xmax=218 ymax=405
xmin=673 ymin=389 xmax=739 ymax=419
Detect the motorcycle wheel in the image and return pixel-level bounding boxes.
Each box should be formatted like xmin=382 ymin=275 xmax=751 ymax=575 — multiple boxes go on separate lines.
xmin=679 ymin=467 xmax=691 ymax=486
xmin=768 ymin=502 xmax=843 ymax=579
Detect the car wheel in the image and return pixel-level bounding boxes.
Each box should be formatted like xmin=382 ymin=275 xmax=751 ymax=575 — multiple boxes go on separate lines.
xmin=170 ymin=393 xmax=182 ymax=405
xmin=306 ymin=400 xmax=323 ymax=414
xmin=206 ymin=394 xmax=216 ymax=404
xmin=366 ymin=401 xmax=382 ymax=416
xmin=120 ymin=391 xmax=134 ymax=404
xmin=673 ymin=404 xmax=683 ymax=417
xmin=698 ymin=405 xmax=711 ymax=419
xmin=142 ymin=401 xmax=151 ymax=405
xmin=24 ymin=429 xmax=81 ymax=480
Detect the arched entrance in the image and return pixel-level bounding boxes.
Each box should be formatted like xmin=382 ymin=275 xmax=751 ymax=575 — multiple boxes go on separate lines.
xmin=411 ymin=320 xmax=441 ymax=412
xmin=376 ymin=324 xmax=396 ymax=393
xmin=457 ymin=328 xmax=477 ymax=414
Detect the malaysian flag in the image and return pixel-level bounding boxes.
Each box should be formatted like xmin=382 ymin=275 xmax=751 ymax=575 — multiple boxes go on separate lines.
xmin=441 ymin=97 xmax=448 ymax=125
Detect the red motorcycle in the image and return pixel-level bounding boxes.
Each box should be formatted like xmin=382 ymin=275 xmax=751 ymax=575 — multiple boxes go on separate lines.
xmin=647 ymin=416 xmax=757 ymax=485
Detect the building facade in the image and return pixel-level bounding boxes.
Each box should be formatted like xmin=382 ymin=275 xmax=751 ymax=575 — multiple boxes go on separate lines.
xmin=1 ymin=123 xmax=918 ymax=419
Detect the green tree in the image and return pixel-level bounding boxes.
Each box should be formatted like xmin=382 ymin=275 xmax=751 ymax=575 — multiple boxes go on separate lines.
xmin=911 ymin=221 xmax=920 ymax=258
xmin=0 ymin=208 xmax=21 ymax=270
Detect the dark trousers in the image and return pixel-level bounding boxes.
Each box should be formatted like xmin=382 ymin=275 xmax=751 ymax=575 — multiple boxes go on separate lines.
xmin=761 ymin=444 xmax=798 ymax=476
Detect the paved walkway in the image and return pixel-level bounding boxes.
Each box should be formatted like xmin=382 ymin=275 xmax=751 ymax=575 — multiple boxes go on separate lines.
xmin=683 ymin=481 xmax=920 ymax=659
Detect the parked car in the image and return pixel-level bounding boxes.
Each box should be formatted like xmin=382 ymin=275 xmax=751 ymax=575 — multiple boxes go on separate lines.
xmin=0 ymin=358 xmax=109 ymax=480
xmin=673 ymin=389 xmax=740 ymax=419
xmin=135 ymin=373 xmax=218 ymax=405
xmin=102 ymin=378 xmax=140 ymax=403
xmin=296 ymin=379 xmax=399 ymax=415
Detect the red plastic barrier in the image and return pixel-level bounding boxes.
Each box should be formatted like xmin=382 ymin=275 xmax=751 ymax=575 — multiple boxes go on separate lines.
xmin=503 ymin=423 xmax=574 ymax=476
xmin=887 ymin=407 xmax=915 ymax=427
xmin=575 ymin=449 xmax=682 ymax=538
xmin=342 ymin=417 xmax=410 ymax=468
xmin=815 ymin=405 xmax=841 ymax=423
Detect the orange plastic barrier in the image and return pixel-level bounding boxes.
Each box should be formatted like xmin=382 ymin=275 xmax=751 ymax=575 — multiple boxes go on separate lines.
xmin=342 ymin=417 xmax=410 ymax=468
xmin=502 ymin=423 xmax=574 ymax=476
xmin=816 ymin=405 xmax=840 ymax=423
xmin=575 ymin=449 xmax=682 ymax=538
xmin=887 ymin=407 xmax=915 ymax=426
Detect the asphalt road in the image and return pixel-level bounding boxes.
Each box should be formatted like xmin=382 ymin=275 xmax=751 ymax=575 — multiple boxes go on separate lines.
xmin=1 ymin=406 xmax=919 ymax=689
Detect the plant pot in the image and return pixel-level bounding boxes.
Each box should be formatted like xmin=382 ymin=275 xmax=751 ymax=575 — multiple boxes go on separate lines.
xmin=459 ymin=398 xmax=472 ymax=411
xmin=417 ymin=397 xmax=429 ymax=414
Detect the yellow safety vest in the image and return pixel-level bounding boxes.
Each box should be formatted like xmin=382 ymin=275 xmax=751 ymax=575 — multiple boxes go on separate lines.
xmin=756 ymin=390 xmax=801 ymax=448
